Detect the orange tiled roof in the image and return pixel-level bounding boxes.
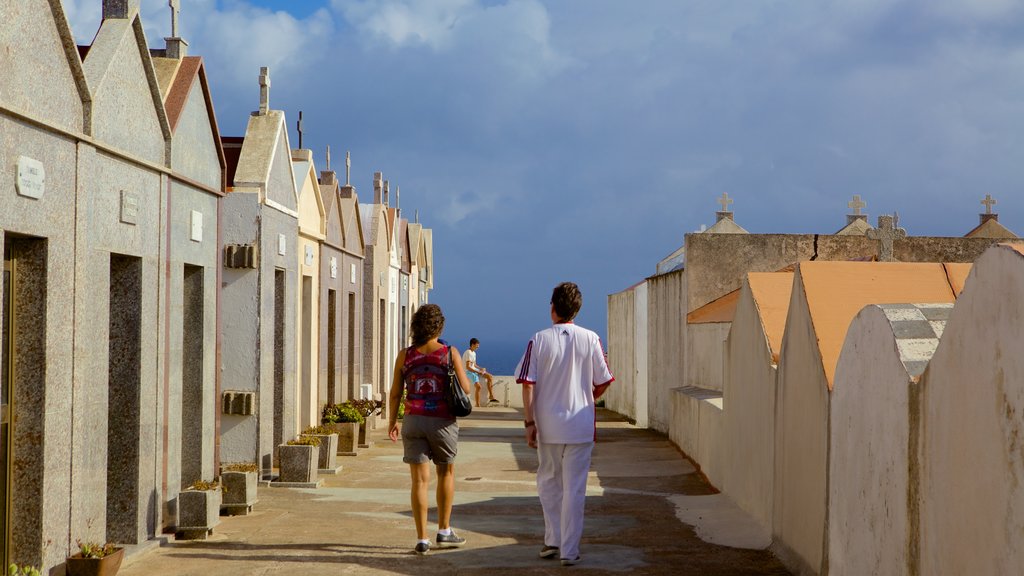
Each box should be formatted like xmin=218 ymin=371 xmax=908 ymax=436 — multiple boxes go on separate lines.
xmin=943 ymin=263 xmax=972 ymax=297
xmin=748 ymin=272 xmax=794 ymax=363
xmin=799 ymin=261 xmax=957 ymax=389
xmin=687 ymin=289 xmax=740 ymax=324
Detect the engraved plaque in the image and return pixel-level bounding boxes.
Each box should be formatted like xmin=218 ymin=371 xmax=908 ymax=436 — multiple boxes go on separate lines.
xmin=278 ymin=234 xmax=286 ymax=256
xmin=304 ymin=245 xmax=314 ymax=266
xmin=16 ymin=156 xmax=45 ymax=199
xmin=330 ymin=257 xmax=338 ymax=279
xmin=120 ymin=190 xmax=139 ymax=225
xmin=350 ymin=264 xmax=357 ymax=284
xmin=190 ymin=210 xmax=203 ymax=242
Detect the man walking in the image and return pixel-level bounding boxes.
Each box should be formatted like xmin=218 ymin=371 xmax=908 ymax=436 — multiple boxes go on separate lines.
xmin=515 ymin=282 xmax=614 ymax=566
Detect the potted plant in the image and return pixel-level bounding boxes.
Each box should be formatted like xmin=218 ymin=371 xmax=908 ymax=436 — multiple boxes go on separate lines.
xmin=177 ymin=479 xmax=223 ymax=539
xmin=321 ymin=403 xmax=363 ymax=454
xmin=220 ymin=462 xmax=259 ymax=516
xmin=301 ymin=425 xmax=340 ymax=473
xmin=66 ymin=540 xmax=124 ymax=576
xmin=277 ymin=436 xmax=321 ymax=485
xmin=8 ymin=564 xmax=42 ymax=576
xmin=348 ymin=399 xmax=383 ymax=447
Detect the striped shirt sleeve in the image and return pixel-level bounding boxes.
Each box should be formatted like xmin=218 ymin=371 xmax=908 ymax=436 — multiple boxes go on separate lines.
xmin=515 ymin=339 xmax=535 ymax=384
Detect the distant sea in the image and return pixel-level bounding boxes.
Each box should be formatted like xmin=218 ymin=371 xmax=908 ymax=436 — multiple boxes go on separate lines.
xmin=444 ymin=337 xmax=527 ymax=376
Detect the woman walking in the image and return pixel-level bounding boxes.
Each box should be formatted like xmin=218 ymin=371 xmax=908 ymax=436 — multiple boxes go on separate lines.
xmin=388 ymin=304 xmax=473 ymax=554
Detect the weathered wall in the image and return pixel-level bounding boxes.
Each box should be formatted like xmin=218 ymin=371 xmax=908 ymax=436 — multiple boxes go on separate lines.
xmin=685 ymin=323 xmax=729 ymax=391
xmin=721 ymin=283 xmax=778 ymax=532
xmin=772 ymin=275 xmax=830 ymax=576
xmin=606 ymin=288 xmax=636 ymax=419
xmin=170 ymin=79 xmax=221 ymax=189
xmin=646 ymin=270 xmax=686 ymax=434
xmin=921 ymin=244 xmax=1024 ymax=575
xmin=828 ymin=305 xmax=915 ymax=576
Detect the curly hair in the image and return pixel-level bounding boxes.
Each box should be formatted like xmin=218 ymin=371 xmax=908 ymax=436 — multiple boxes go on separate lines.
xmin=551 ymin=282 xmax=582 ymax=321
xmin=411 ymin=304 xmax=445 ymax=346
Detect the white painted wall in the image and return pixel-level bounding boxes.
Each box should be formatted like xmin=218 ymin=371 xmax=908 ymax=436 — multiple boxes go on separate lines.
xmin=921 ymin=244 xmax=1024 ymax=575
xmin=635 ymin=283 xmax=649 ymax=428
xmin=686 ymin=323 xmax=729 ymax=391
xmin=647 ymin=271 xmax=686 ymax=434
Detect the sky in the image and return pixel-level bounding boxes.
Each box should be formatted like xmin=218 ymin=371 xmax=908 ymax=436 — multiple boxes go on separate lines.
xmin=65 ymin=0 xmax=1024 ymax=373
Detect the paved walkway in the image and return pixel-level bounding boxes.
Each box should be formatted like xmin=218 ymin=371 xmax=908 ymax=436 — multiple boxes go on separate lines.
xmin=120 ymin=408 xmax=790 ymax=575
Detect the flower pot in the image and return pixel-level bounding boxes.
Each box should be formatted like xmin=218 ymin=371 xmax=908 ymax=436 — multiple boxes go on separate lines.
xmin=358 ymin=420 xmax=373 ymax=448
xmin=277 ymin=444 xmax=318 ymax=483
xmin=221 ymin=470 xmax=258 ymax=515
xmin=325 ymin=422 xmax=359 ymax=454
xmin=177 ymin=487 xmax=223 ymax=539
xmin=302 ymin=433 xmax=339 ymax=470
xmin=66 ymin=547 xmax=124 ymax=576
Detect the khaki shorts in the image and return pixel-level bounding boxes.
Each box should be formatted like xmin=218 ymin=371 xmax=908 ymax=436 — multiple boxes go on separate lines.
xmin=402 ymin=414 xmax=459 ymax=464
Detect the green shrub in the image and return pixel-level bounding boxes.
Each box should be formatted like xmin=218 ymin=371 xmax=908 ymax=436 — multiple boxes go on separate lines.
xmin=348 ymin=398 xmax=384 ymax=419
xmin=322 ymin=403 xmax=363 ymax=424
xmin=288 ymin=435 xmax=321 ymax=447
xmin=302 ymin=425 xmax=334 ymax=436
xmin=75 ymin=540 xmax=118 ymax=559
xmin=222 ymin=462 xmax=258 ymax=473
xmin=8 ymin=564 xmax=42 ymax=576
xmin=187 ymin=479 xmax=222 ymax=492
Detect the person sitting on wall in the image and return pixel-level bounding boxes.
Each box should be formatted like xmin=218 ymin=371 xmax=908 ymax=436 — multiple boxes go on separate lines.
xmin=464 ymin=338 xmax=498 ymax=407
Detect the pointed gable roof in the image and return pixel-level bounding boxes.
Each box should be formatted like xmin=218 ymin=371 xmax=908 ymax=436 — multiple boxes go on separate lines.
xmin=795 ymin=261 xmax=958 ymax=388
xmin=2 ymin=0 xmax=91 ymax=133
xmin=408 ymin=223 xmax=423 ymax=264
xmin=81 ymin=11 xmax=171 ymax=161
xmin=835 ymin=217 xmax=873 ymax=236
xmin=748 ymin=272 xmax=794 ymax=363
xmin=965 ymin=217 xmax=1018 ymax=239
xmin=233 ymin=110 xmax=297 ymax=211
xmin=293 ymin=149 xmax=325 ymax=237
xmin=400 ymin=219 xmax=411 ymax=273
xmin=319 ymin=173 xmax=344 ymax=250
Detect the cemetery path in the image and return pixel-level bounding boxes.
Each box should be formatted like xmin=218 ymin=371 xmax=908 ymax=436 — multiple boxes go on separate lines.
xmin=119 ymin=408 xmax=790 ymax=575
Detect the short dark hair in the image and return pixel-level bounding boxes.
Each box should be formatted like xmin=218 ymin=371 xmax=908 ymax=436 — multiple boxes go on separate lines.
xmin=551 ymin=282 xmax=582 ymax=321
xmin=410 ymin=304 xmax=445 ymax=346
xmin=469 ymin=338 xmax=480 ymax=346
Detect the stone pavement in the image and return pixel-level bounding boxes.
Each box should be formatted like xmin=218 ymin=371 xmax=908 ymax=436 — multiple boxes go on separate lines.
xmin=119 ymin=408 xmax=790 ymax=575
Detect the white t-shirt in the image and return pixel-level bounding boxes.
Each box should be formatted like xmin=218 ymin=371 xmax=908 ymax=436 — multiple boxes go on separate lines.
xmin=463 ymin=349 xmax=477 ymax=371
xmin=515 ymin=323 xmax=614 ymax=444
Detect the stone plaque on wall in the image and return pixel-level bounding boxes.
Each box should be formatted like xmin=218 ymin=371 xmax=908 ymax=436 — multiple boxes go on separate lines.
xmin=278 ymin=234 xmax=286 ymax=256
xmin=330 ymin=257 xmax=338 ymax=279
xmin=350 ymin=263 xmax=357 ymax=284
xmin=16 ymin=156 xmax=45 ymax=199
xmin=120 ymin=190 xmax=139 ymax=225
xmin=190 ymin=210 xmax=203 ymax=242
xmin=304 ymin=245 xmax=314 ymax=266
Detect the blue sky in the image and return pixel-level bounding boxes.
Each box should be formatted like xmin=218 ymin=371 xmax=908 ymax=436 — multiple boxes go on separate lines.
xmin=67 ymin=0 xmax=1024 ymax=372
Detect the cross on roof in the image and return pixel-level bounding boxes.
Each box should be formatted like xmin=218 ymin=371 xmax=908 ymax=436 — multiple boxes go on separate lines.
xmin=717 ymin=192 xmax=733 ymax=212
xmin=296 ymin=111 xmax=304 ymax=149
xmin=848 ymin=194 xmax=866 ymax=215
xmin=169 ymin=0 xmax=180 ymax=38
xmin=981 ymin=194 xmax=997 ymax=214
xmin=258 ymin=67 xmax=271 ymax=114
xmin=326 ymin=146 xmax=331 ymax=171
xmin=346 ymin=151 xmax=351 ymax=186
xmin=866 ymin=214 xmax=907 ymax=262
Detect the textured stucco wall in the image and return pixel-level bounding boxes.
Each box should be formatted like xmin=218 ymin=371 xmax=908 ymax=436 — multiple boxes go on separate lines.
xmin=721 ymin=283 xmax=778 ymax=532
xmin=921 ymin=244 xmax=1024 ymax=575
xmin=606 ymin=288 xmax=636 ymax=419
xmin=772 ymin=274 xmax=830 ymax=576
xmin=361 ymin=207 xmax=389 ymax=397
xmin=646 ymin=270 xmax=686 ymax=434
xmin=0 ymin=119 xmax=78 ymax=568
xmin=0 ymin=0 xmax=85 ymax=133
xmin=261 ymin=206 xmax=298 ymax=460
xmin=685 ymin=323 xmax=729 ymax=391
xmin=828 ymin=306 xmax=914 ymax=576
xmin=170 ymin=79 xmax=221 ymax=190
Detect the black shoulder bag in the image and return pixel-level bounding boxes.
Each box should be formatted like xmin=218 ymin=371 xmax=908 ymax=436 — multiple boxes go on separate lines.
xmin=446 ymin=347 xmax=473 ymax=417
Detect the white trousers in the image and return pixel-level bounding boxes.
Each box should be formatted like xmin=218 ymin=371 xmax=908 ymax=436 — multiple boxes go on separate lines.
xmin=536 ymin=442 xmax=593 ymax=560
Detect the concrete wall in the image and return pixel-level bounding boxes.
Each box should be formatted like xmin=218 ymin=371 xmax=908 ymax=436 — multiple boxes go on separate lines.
xmin=170 ymin=79 xmax=221 ymax=189
xmin=361 ymin=205 xmax=389 ymax=399
xmin=772 ymin=274 xmax=830 ymax=575
xmin=921 ymin=244 xmax=1024 ymax=575
xmin=685 ymin=323 xmax=729 ymax=391
xmin=721 ymin=283 xmax=778 ymax=532
xmin=828 ymin=306 xmax=916 ymax=576
xmin=606 ymin=288 xmax=636 ymax=419
xmin=646 ymin=270 xmax=686 ymax=434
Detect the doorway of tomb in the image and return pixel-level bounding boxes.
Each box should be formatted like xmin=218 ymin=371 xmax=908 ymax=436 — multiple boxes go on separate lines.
xmin=300 ymin=276 xmax=312 ymax=428
xmin=347 ymin=292 xmax=356 ymax=401
xmin=2 ymin=243 xmax=13 ymax=566
xmin=180 ymin=265 xmax=204 ymax=489
xmin=378 ymin=300 xmax=386 ymax=399
xmin=107 ymin=253 xmax=142 ymax=544
xmin=327 ymin=289 xmax=337 ymax=404
xmin=272 ymin=268 xmax=285 ymax=470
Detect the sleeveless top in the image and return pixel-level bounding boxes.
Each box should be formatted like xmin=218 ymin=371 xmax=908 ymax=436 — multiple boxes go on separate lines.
xmin=403 ymin=344 xmax=454 ymax=419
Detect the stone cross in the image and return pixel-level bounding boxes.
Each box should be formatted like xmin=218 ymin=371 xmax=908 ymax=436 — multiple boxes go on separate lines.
xmin=981 ymin=194 xmax=997 ymax=214
xmin=848 ymin=194 xmax=866 ymax=215
xmin=259 ymin=67 xmax=270 ymax=115
xmin=717 ymin=192 xmax=733 ymax=212
xmin=866 ymin=214 xmax=906 ymax=262
xmin=296 ymin=111 xmax=304 ymax=149
xmin=169 ymin=0 xmax=180 ymax=38
xmin=345 ymin=151 xmax=351 ymax=186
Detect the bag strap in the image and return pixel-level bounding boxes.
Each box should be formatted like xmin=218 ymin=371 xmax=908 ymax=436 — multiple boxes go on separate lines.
xmin=447 ymin=346 xmax=455 ymax=377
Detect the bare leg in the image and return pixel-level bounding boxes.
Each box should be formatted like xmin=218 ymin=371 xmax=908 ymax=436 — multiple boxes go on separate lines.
xmin=474 ymin=382 xmax=482 ymax=407
xmin=410 ymin=463 xmax=431 ymax=539
xmin=436 ymin=462 xmax=456 ymax=530
xmin=484 ymin=373 xmax=496 ymax=401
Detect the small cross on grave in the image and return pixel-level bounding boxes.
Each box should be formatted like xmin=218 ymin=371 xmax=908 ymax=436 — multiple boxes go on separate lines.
xmin=259 ymin=67 xmax=271 ymax=115
xmin=866 ymin=214 xmax=906 ymax=262
xmin=848 ymin=194 xmax=866 ymax=215
xmin=297 ymin=111 xmax=304 ymax=149
xmin=717 ymin=192 xmax=733 ymax=212
xmin=169 ymin=0 xmax=180 ymax=38
xmin=981 ymin=194 xmax=997 ymax=215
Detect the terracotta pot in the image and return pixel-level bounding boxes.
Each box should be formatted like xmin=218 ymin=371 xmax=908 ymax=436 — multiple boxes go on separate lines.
xmin=66 ymin=547 xmax=124 ymax=576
